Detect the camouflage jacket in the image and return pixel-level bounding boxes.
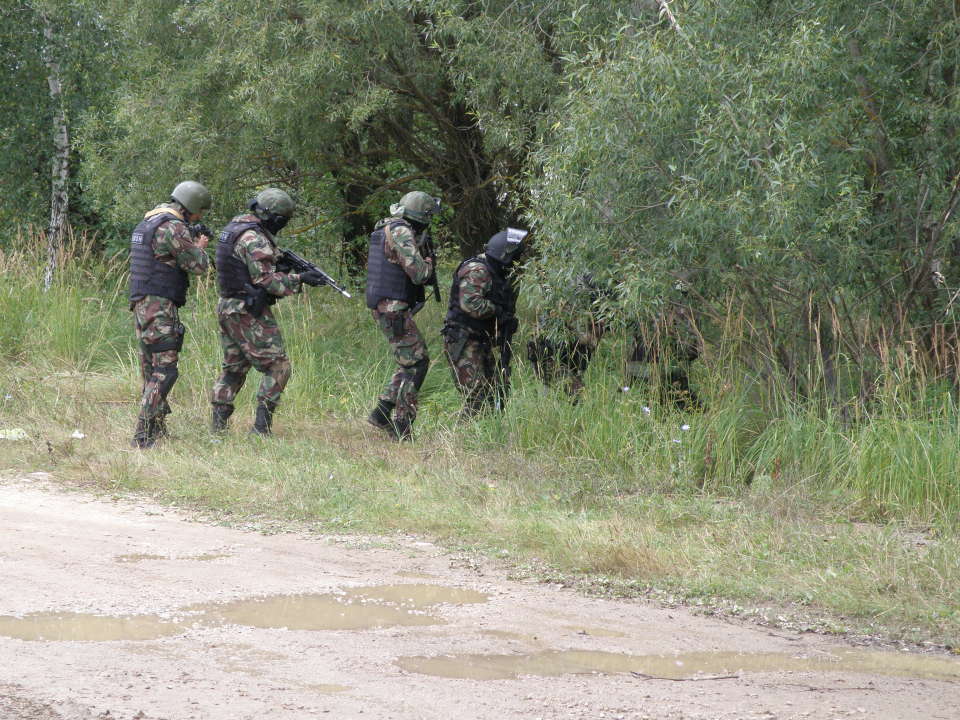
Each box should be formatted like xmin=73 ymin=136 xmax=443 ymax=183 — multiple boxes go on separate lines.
xmin=131 ymin=202 xmax=209 ymax=312
xmin=379 ymin=217 xmax=434 ymax=313
xmin=217 ymin=214 xmax=301 ymax=315
xmin=457 ymin=256 xmax=497 ymax=319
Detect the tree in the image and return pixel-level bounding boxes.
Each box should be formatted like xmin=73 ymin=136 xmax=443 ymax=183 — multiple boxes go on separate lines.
xmin=77 ymin=0 xmax=618 ymax=257
xmin=529 ymin=0 xmax=960 ymax=401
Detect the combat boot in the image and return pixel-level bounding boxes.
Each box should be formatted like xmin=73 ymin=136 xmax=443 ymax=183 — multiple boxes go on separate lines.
xmin=152 ymin=414 xmax=169 ymax=440
xmin=391 ymin=417 xmax=413 ymax=442
xmin=211 ymin=403 xmax=234 ymax=433
xmin=250 ymin=402 xmax=275 ymax=437
xmin=367 ymin=399 xmax=397 ymax=437
xmin=131 ymin=417 xmax=159 ymax=450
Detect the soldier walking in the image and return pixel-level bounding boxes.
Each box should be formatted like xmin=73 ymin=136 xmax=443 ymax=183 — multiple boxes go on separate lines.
xmin=365 ymin=191 xmax=441 ymax=441
xmin=210 ymin=189 xmax=327 ymax=436
xmin=129 ymin=181 xmax=213 ymax=449
xmin=442 ymin=229 xmax=526 ymax=419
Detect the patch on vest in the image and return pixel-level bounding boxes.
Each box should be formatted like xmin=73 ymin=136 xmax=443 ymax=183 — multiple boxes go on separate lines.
xmin=132 ymin=233 xmax=145 ymax=245
xmin=219 ymin=230 xmax=232 ymax=244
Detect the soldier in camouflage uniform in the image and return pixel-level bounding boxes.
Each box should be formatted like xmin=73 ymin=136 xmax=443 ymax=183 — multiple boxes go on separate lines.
xmin=442 ymin=229 xmax=527 ymax=419
xmin=129 ymin=181 xmax=213 ymax=449
xmin=527 ymin=273 xmax=605 ymax=402
xmin=210 ymin=188 xmax=327 ymax=436
xmin=365 ymin=191 xmax=441 ymax=441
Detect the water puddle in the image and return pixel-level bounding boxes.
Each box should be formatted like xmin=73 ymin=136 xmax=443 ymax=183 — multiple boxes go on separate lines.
xmin=305 ymin=684 xmax=353 ymax=693
xmin=481 ymin=630 xmax=539 ymax=643
xmin=565 ymin=626 xmax=626 ymax=638
xmin=0 ymin=612 xmax=188 ymax=642
xmin=395 ymin=649 xmax=960 ymax=682
xmin=114 ymin=552 xmax=229 ymax=563
xmin=114 ymin=554 xmax=169 ymax=563
xmin=0 ymin=585 xmax=489 ymax=642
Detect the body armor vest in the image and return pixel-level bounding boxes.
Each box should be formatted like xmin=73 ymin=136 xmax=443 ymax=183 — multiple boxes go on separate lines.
xmin=129 ymin=212 xmax=190 ymax=307
xmin=445 ymin=255 xmax=516 ymax=339
xmin=365 ymin=220 xmax=425 ymax=309
xmin=216 ymin=221 xmax=261 ymax=296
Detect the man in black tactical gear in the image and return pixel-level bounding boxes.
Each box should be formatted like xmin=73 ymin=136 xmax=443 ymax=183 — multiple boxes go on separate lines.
xmin=129 ymin=180 xmax=212 ymax=449
xmin=365 ymin=191 xmax=440 ymax=441
xmin=442 ymin=228 xmax=527 ymax=419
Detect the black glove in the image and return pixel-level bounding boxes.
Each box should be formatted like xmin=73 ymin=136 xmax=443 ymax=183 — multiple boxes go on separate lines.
xmin=505 ymin=317 xmax=520 ymax=335
xmin=298 ymin=270 xmax=325 ymax=287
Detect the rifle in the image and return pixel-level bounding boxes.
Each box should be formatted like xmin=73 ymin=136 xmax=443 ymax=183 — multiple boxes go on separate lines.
xmin=411 ymin=228 xmax=442 ymax=315
xmin=189 ymin=223 xmax=215 ymax=242
xmin=494 ymin=308 xmax=518 ymax=412
xmin=278 ymin=249 xmax=352 ymax=298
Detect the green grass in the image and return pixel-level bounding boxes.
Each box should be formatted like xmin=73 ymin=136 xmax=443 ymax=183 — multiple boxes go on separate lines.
xmin=1 ymin=232 xmax=959 ymax=646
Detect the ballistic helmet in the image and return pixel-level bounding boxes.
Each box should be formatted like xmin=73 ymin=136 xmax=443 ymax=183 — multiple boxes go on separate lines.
xmin=390 ymin=191 xmax=441 ymax=225
xmin=171 ymin=181 xmax=212 ymax=215
xmin=250 ymin=188 xmax=295 ymax=235
xmin=485 ymin=228 xmax=528 ymax=265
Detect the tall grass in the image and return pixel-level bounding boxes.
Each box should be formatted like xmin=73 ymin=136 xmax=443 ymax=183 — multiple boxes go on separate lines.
xmin=2 ymin=227 xmax=959 ymax=642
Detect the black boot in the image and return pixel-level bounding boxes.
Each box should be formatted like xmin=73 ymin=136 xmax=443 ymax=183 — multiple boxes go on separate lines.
xmin=250 ymin=403 xmax=275 ymax=437
xmin=391 ymin=417 xmax=413 ymax=442
xmin=367 ymin=399 xmax=397 ymax=436
xmin=152 ymin=414 xmax=169 ymax=440
xmin=211 ymin=404 xmax=234 ymax=433
xmin=131 ymin=417 xmax=159 ymax=450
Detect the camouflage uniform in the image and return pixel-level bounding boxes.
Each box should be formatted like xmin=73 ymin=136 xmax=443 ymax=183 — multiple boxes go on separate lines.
xmin=627 ymin=305 xmax=702 ymax=410
xmin=131 ymin=203 xmax=209 ymax=429
xmin=529 ymin=307 xmax=604 ymax=399
xmin=444 ymin=255 xmax=506 ymax=414
xmin=370 ymin=218 xmax=434 ymax=425
xmin=210 ymin=214 xmax=301 ymax=412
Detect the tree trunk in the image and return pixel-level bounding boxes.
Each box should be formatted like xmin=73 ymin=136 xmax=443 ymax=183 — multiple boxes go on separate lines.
xmin=43 ymin=12 xmax=68 ymax=291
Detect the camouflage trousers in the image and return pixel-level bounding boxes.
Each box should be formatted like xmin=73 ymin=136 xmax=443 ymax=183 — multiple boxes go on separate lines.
xmin=210 ymin=307 xmax=291 ymax=409
xmin=445 ymin=337 xmax=497 ymax=415
xmin=133 ymin=297 xmax=184 ymax=423
xmin=372 ymin=308 xmax=430 ymax=423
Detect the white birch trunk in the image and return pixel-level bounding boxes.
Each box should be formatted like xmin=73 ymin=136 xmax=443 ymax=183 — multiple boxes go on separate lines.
xmin=43 ymin=13 xmax=69 ymax=291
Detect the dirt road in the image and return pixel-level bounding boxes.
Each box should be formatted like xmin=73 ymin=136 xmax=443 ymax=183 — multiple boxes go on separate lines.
xmin=1 ymin=476 xmax=958 ymax=720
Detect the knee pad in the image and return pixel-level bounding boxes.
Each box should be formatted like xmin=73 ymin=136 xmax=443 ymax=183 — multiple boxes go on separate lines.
xmin=221 ymin=369 xmax=247 ymax=390
xmin=155 ymin=364 xmax=179 ymax=400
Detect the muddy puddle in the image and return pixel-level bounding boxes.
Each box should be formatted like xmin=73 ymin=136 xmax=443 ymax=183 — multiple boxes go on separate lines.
xmin=114 ymin=552 xmax=229 ymax=563
xmin=0 ymin=585 xmax=489 ymax=642
xmin=395 ymin=649 xmax=960 ymax=682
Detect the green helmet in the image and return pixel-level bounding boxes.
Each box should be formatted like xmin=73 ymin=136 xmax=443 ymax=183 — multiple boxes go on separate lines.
xmin=170 ymin=181 xmax=212 ymax=214
xmin=253 ymin=188 xmax=295 ymax=218
xmin=390 ymin=191 xmax=441 ymax=225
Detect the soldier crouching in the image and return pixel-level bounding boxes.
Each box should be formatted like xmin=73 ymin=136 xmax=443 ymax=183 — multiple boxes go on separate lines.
xmin=442 ymin=229 xmax=526 ymax=419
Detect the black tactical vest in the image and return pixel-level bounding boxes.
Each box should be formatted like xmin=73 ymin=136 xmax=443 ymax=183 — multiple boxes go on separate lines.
xmin=129 ymin=212 xmax=190 ymax=307
xmin=216 ymin=220 xmax=262 ymax=296
xmin=445 ymin=255 xmax=516 ymax=338
xmin=365 ymin=220 xmax=425 ymax=309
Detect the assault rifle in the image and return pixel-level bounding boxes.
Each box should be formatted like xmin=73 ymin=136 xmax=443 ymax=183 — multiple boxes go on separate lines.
xmin=411 ymin=228 xmax=442 ymax=315
xmin=494 ymin=307 xmax=519 ymax=412
xmin=189 ymin=223 xmax=215 ymax=242
xmin=278 ymin=249 xmax=352 ymax=298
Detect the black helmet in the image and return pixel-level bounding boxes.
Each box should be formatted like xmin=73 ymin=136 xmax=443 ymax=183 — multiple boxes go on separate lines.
xmin=485 ymin=228 xmax=528 ymax=264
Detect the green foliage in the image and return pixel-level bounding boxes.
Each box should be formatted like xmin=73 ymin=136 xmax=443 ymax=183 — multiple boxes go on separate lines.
xmin=0 ymin=1 xmax=116 ymax=238
xmin=529 ymin=0 xmax=960 ymax=400
xmin=76 ymin=0 xmax=619 ymax=255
